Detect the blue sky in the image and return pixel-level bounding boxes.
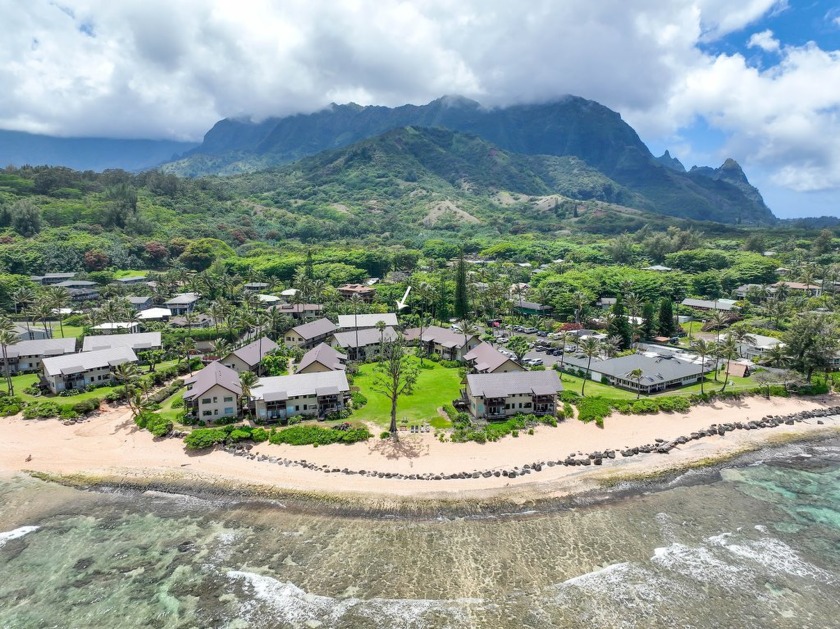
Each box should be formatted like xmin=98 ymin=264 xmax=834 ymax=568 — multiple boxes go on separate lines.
xmin=1 ymin=1 xmax=839 ymax=218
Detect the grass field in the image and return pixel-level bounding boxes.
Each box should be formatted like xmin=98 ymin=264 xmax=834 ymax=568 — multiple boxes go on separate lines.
xmin=351 ymin=358 xmax=462 ymax=427
xmin=157 ymin=390 xmax=184 ymax=423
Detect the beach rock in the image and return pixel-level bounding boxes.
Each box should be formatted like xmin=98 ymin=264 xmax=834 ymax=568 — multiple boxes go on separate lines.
xmin=818 ymin=420 xmax=824 ymax=425
xmin=594 ymin=458 xmax=602 ymax=465
xmin=508 ymin=471 xmax=517 ymax=478
xmin=493 ymin=471 xmax=501 ymax=477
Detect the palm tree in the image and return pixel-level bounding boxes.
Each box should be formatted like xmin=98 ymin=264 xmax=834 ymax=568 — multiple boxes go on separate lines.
xmin=349 ymin=293 xmax=363 ymax=361
xmin=375 ymin=320 xmax=387 ymax=361
xmin=628 ymin=367 xmax=644 ymax=399
xmin=239 ymin=370 xmax=259 ymax=418
xmin=253 ymin=310 xmax=270 ymax=376
xmin=708 ymin=310 xmax=728 ymax=344
xmin=31 ymin=299 xmax=54 ymax=339
xmin=459 ymin=319 xmax=478 ymax=360
xmin=718 ymin=336 xmax=739 ymax=392
xmin=573 ymin=291 xmax=590 ymax=325
xmin=12 ymin=287 xmax=34 ymax=319
xmin=0 ymin=316 xmax=19 ymax=395
xmin=557 ymin=331 xmax=571 ymax=373
xmin=691 ymin=339 xmax=712 ymax=395
xmin=603 ymin=335 xmax=621 ymax=358
xmin=211 ymin=339 xmax=233 ymax=361
xmin=417 ymin=314 xmax=431 ymax=366
xmin=763 ymin=343 xmax=786 ymax=368
xmin=729 ymin=325 xmax=756 ymax=358
xmin=114 ymin=362 xmax=141 ymax=415
xmin=179 ymin=337 xmax=196 ymax=375
xmin=580 ymin=337 xmax=601 ymax=397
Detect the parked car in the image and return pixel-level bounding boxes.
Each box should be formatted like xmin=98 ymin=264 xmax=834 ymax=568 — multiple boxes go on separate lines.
xmin=536 ymin=330 xmax=548 ymax=337
xmin=523 ymin=327 xmax=538 ymax=334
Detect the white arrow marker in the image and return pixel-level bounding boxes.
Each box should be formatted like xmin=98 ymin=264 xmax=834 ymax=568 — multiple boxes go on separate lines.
xmin=396 ymin=285 xmax=412 ymax=310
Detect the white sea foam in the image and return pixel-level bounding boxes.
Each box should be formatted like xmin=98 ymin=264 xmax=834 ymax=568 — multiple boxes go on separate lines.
xmin=227 ymin=570 xmax=479 ymax=628
xmin=0 ymin=526 xmax=39 ymax=547
xmin=709 ymin=533 xmax=836 ymax=583
xmin=562 ymin=562 xmax=633 ymax=587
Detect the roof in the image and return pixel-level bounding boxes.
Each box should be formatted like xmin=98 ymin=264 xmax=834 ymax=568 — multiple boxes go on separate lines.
xmin=55 ymin=280 xmax=97 ymax=288
xmin=252 ymin=370 xmax=350 ymax=401
xmin=297 ymin=343 xmax=346 ymax=372
xmin=92 ymin=322 xmax=138 ymax=331
xmin=337 ymin=313 xmax=398 ymax=329
xmin=30 ymin=272 xmax=75 ymax=281
xmin=332 ymin=326 xmax=399 ymax=349
xmin=724 ymin=361 xmax=750 ymax=378
xmin=466 ymin=371 xmax=562 ymax=398
xmin=681 ymin=298 xmax=737 ymax=311
xmin=42 ymin=346 xmax=137 ymax=378
xmin=728 ymin=333 xmax=783 ymax=349
xmin=115 ymin=276 xmax=147 ymax=283
xmin=272 ymin=303 xmax=323 ymax=314
xmin=127 ymin=296 xmax=152 ymax=304
xmin=403 ymin=325 xmax=475 ymax=349
xmin=562 ymin=353 xmax=707 ymax=384
xmin=82 ymin=332 xmax=162 ymax=352
xmin=137 ymin=307 xmax=172 ymax=320
xmin=243 ymin=282 xmax=269 ymax=289
xmin=164 ymin=292 xmax=200 ymax=305
xmin=463 ymin=342 xmax=519 ymax=373
xmin=6 ymin=338 xmax=76 ymax=359
xmin=514 ymin=300 xmax=552 ymax=311
xmin=257 ymin=294 xmax=282 ymax=303
xmin=183 ymin=361 xmax=242 ymax=400
xmin=226 ymin=337 xmax=278 ymax=368
xmin=291 ymin=318 xmax=337 ymax=340
xmin=643 ymin=265 xmax=672 ymax=271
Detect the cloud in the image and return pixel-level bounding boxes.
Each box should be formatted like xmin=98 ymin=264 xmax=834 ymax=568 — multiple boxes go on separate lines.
xmin=0 ymin=0 xmax=839 ymax=203
xmin=747 ymin=29 xmax=780 ymax=52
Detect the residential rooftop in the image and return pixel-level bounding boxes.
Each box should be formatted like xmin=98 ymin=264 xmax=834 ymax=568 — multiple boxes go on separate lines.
xmin=252 ymin=371 xmax=350 ymax=402
xmin=466 ymin=370 xmax=562 ymax=398
xmin=42 ymin=346 xmax=137 ymax=378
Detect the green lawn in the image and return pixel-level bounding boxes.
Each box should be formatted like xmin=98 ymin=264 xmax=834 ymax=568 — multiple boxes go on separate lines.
xmin=157 ymin=390 xmax=184 ymax=423
xmin=113 ymin=269 xmax=151 ymax=279
xmin=560 ymin=371 xmax=758 ymax=399
xmin=52 ymin=324 xmax=84 ymax=339
xmin=351 ymin=358 xmax=462 ymax=427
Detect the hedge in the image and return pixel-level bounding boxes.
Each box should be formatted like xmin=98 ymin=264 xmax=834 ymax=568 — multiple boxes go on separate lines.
xmin=268 ymin=423 xmax=372 ymax=446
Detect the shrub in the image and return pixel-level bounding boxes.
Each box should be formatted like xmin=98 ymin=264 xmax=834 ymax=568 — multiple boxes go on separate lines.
xmin=251 ymin=427 xmax=269 ymax=443
xmin=72 ymin=398 xmax=101 ymax=415
xmin=22 ymin=401 xmax=61 ymax=419
xmin=442 ymin=404 xmax=458 ymax=421
xmin=147 ymin=415 xmax=173 ymax=438
xmin=380 ymin=430 xmax=391 ymax=439
xmin=268 ymin=424 xmax=372 ymax=446
xmin=576 ymin=397 xmax=613 ymax=424
xmin=184 ymin=428 xmax=228 ymax=450
xmin=351 ymin=391 xmax=368 ymax=409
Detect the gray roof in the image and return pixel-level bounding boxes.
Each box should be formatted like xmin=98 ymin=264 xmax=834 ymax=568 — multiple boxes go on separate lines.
xmin=164 ymin=292 xmax=200 ymax=305
xmin=466 ymin=371 xmax=562 ymax=398
xmin=6 ymin=338 xmax=76 ymax=359
xmin=127 ymin=296 xmax=153 ymax=304
xmin=681 ymin=298 xmax=737 ymax=311
xmin=42 ymin=346 xmax=137 ymax=378
xmin=291 ymin=318 xmax=337 ymax=340
xmin=226 ymin=337 xmax=278 ymax=368
xmin=272 ymin=303 xmax=323 ymax=313
xmin=297 ymin=343 xmax=346 ymax=372
xmin=332 ymin=326 xmax=398 ymax=349
xmin=252 ymin=371 xmax=350 ymax=401
xmin=115 ymin=276 xmax=147 ymax=283
xmin=404 ymin=325 xmax=475 ymax=349
xmin=463 ymin=342 xmax=519 ymax=373
xmin=514 ymin=300 xmax=552 ymax=311
xmin=56 ymin=280 xmax=97 ymax=288
xmin=562 ymin=352 xmax=706 ymax=384
xmin=82 ymin=332 xmax=162 ymax=352
xmin=337 ymin=313 xmax=398 ymax=329
xmin=183 ymin=361 xmax=242 ymax=400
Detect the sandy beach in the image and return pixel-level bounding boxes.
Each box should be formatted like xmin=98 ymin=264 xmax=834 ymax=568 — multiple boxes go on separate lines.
xmin=2 ymin=395 xmax=839 ymax=504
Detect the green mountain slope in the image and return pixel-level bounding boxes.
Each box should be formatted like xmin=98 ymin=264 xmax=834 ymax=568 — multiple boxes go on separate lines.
xmin=163 ymin=96 xmax=776 ymax=225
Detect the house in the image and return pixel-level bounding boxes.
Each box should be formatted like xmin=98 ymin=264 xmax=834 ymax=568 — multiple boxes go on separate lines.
xmin=596 ymin=297 xmax=617 ymax=309
xmin=331 ymin=326 xmax=399 ymax=361
xmin=680 ymin=298 xmax=738 ymax=312
xmin=55 ymin=279 xmax=98 ymax=289
xmin=724 ymin=361 xmax=751 ymax=378
xmin=463 ymin=342 xmax=524 ymax=374
xmin=251 ymin=371 xmax=351 ymax=422
xmin=271 ymin=303 xmax=324 ymax=320
xmin=41 ymin=346 xmax=137 ymax=393
xmin=127 ymin=296 xmax=153 ymax=310
xmin=114 ymin=276 xmax=147 ymax=286
xmin=280 ymin=288 xmax=299 ymax=298
xmin=513 ymin=300 xmax=553 ymax=316
xmin=296 ymin=343 xmax=346 ymax=374
xmin=91 ymin=322 xmax=140 ymax=334
xmin=13 ymin=324 xmax=50 ymax=341
xmin=464 ymin=371 xmax=562 ymax=420
xmin=643 ymin=264 xmax=672 ymax=272
xmin=164 ymin=292 xmax=200 ymax=315
xmin=284 ymin=318 xmax=337 ymax=349
xmin=169 ymin=313 xmax=214 ymax=328
xmin=772 ymin=281 xmax=822 ymax=297
xmin=30 ymin=272 xmax=76 ymax=285
xmin=734 ymin=284 xmax=773 ymax=299
xmin=337 ymin=283 xmax=375 ymax=302
xmin=560 ymin=352 xmax=713 ymax=394
xmin=137 ymin=307 xmax=172 ymax=321
xmin=183 ymin=361 xmax=242 ymax=422
xmin=243 ymin=282 xmax=269 ymax=292
xmin=222 ymin=337 xmax=279 ymax=373
xmin=1 ymin=338 xmax=76 ymax=374
xmin=257 ymin=294 xmax=282 ymax=306
xmin=336 ymin=312 xmax=399 ymax=330
xmin=82 ymin=332 xmax=162 ymax=353
xmin=727 ymin=333 xmax=784 ymax=361
xmin=403 ymin=325 xmax=480 ymax=361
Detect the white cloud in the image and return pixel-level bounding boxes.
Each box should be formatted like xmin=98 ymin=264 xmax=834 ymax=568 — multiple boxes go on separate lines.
xmin=0 ymin=0 xmax=839 ymax=206
xmin=747 ymin=29 xmax=780 ymax=52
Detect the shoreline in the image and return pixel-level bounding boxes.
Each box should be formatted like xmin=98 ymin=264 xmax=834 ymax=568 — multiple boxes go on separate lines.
xmin=2 ymin=394 xmax=840 ymax=514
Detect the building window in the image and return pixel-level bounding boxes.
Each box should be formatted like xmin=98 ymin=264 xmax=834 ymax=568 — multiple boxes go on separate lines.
xmin=224 ymin=407 xmax=234 ymax=415
xmin=213 ymin=397 xmax=218 ymax=403
xmin=525 ymin=402 xmax=532 ymax=408
xmin=202 ymin=398 xmax=211 ymax=404
xmin=224 ymin=396 xmax=233 ymax=403
xmin=202 ymin=410 xmax=212 ymax=416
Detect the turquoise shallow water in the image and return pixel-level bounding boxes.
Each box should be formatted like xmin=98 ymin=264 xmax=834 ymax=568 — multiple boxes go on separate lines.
xmin=1 ymin=440 xmax=839 ymax=628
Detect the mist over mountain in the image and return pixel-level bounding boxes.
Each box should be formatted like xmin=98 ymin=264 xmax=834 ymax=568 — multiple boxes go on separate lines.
xmin=0 ymin=129 xmax=197 ymax=172
xmin=165 ymin=96 xmax=776 ymax=225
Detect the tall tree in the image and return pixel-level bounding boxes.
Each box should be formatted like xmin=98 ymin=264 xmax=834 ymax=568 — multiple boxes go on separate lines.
xmin=608 ymin=296 xmax=633 ymax=350
xmin=718 ymin=336 xmax=739 ymax=392
xmin=507 ymin=335 xmax=530 ymax=362
xmin=629 ymin=368 xmax=644 ymax=399
xmin=656 ymin=299 xmax=676 ymax=337
xmin=580 ymin=337 xmax=601 ymax=397
xmin=0 ymin=316 xmax=18 ymax=395
xmin=640 ymin=302 xmax=656 ymax=341
xmin=783 ymin=313 xmax=839 ymax=382
xmin=691 ymin=339 xmax=712 ymax=395
xmin=371 ymin=336 xmax=419 ymax=437
xmin=454 ymin=250 xmax=469 ymax=319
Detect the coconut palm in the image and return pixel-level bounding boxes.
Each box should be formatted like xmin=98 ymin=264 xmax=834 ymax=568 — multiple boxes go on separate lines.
xmin=691 ymin=339 xmax=712 ymax=395
xmin=763 ymin=343 xmax=786 ymax=368
xmin=729 ymin=325 xmax=756 ymax=358
xmin=349 ymin=293 xmax=363 ymax=361
xmin=30 ymin=299 xmax=54 ymax=339
xmin=628 ymin=367 xmax=644 ymax=399
xmin=179 ymin=337 xmax=196 ymax=375
xmin=0 ymin=316 xmax=19 ymax=395
xmin=580 ymin=337 xmax=601 ymax=397
xmin=239 ymin=370 xmax=259 ymax=417
xmin=718 ymin=336 xmax=739 ymax=392
xmin=458 ymin=319 xmax=478 ymax=359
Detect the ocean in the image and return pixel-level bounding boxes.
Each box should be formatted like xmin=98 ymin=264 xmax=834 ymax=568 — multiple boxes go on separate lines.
xmin=1 ymin=438 xmax=839 ymax=628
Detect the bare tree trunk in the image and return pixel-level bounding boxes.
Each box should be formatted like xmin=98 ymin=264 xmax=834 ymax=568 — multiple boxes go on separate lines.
xmin=389 ymin=395 xmax=398 ymax=437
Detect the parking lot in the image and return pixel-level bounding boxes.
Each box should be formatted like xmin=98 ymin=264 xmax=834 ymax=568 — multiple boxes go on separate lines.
xmin=486 ymin=324 xmax=573 ymax=368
